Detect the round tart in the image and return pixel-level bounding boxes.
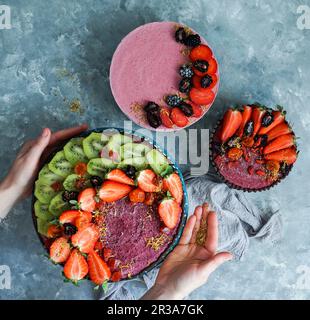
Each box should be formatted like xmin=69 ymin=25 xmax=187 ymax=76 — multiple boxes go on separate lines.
xmin=210 ymin=104 xmax=298 ymax=191
xmin=110 ymin=21 xmax=219 ymax=131
xmin=32 ymin=129 xmax=188 ymax=285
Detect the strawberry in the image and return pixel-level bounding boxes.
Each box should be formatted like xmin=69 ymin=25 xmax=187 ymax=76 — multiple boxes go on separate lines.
xmin=74 ymin=162 xmax=87 ymax=176
xmin=160 ymin=107 xmax=174 ymax=128
xmin=189 ymin=88 xmax=215 ymax=106
xmin=87 ymin=250 xmax=111 ymax=285
xmin=189 ymin=44 xmax=213 ymax=62
xmin=258 ymin=107 xmax=286 ymax=135
xmin=103 ymin=248 xmax=113 ymax=261
xmin=206 ymin=58 xmax=218 ymax=74
xmin=144 ymin=192 xmax=156 ymax=206
xmin=137 ymin=169 xmax=161 ymax=193
xmin=49 ymin=237 xmax=71 ymax=264
xmin=111 ymin=271 xmax=122 ymax=282
xmin=220 ymin=109 xmax=243 ymax=143
xmin=78 ymin=188 xmax=97 ymax=212
xmin=251 ymin=106 xmax=266 ymax=137
xmin=237 ymin=105 xmax=252 ymax=137
xmin=266 ymin=122 xmax=292 ymax=142
xmin=107 ymin=258 xmax=120 ymax=271
xmin=264 ymin=147 xmax=297 ymax=165
xmin=94 ymin=241 xmax=104 ymax=251
xmin=129 ymin=188 xmax=145 ymax=203
xmin=59 ymin=210 xmax=81 ymax=225
xmin=71 ymin=224 xmax=100 ymax=253
xmin=163 ymin=173 xmax=183 ymax=204
xmin=75 ymin=211 xmax=93 ymax=230
xmin=170 ymin=108 xmax=188 ymax=127
xmin=187 ymin=101 xmax=203 ymax=117
xmin=99 ymin=180 xmax=132 ymax=202
xmin=47 ymin=224 xmax=63 ymax=238
xmin=64 ymin=249 xmax=88 ymax=282
xmin=158 ymin=199 xmax=182 ymax=229
xmin=263 ymin=133 xmax=295 ymax=154
xmin=192 ymin=74 xmax=217 ymax=91
xmin=106 ymin=169 xmax=135 ymax=186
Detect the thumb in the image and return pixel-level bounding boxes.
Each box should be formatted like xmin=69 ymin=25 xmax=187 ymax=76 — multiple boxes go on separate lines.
xmin=202 ymin=252 xmax=233 ymax=275
xmin=29 ymin=128 xmax=51 ymax=159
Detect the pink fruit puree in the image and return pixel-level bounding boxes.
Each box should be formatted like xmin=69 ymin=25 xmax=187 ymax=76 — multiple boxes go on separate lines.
xmin=110 ymin=21 xmax=219 ymax=131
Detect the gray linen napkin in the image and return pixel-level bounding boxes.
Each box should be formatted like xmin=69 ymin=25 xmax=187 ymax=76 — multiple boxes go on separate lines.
xmin=100 ymin=173 xmax=282 ymax=300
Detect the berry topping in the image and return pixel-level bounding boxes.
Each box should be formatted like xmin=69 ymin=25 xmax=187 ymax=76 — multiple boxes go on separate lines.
xmin=251 ymin=106 xmax=266 ymax=137
xmin=62 ymin=190 xmax=79 ymax=202
xmin=190 ymin=45 xmax=213 ymax=62
xmin=178 ymin=101 xmax=194 ymax=117
xmin=71 ymin=224 xmax=100 ymax=253
xmin=220 ymin=109 xmax=243 ymax=143
xmin=264 ymin=147 xmax=297 ymax=165
xmin=261 ymin=111 xmax=274 ymax=127
xmin=165 ymin=95 xmax=182 ymax=107
xmin=179 ymin=64 xmax=194 ymax=79
xmin=87 ymin=250 xmax=111 ymax=285
xmin=179 ymin=78 xmax=192 ymax=94
xmin=158 ymin=199 xmax=182 ymax=229
xmin=227 ymin=148 xmax=243 ymax=161
xmin=129 ymin=187 xmax=146 ymax=203
xmin=90 ymin=175 xmax=103 ymax=188
xmin=144 ymin=101 xmax=160 ymax=113
xmin=50 ymin=237 xmax=71 ymax=264
xmin=78 ymin=188 xmax=97 ymax=212
xmin=125 ymin=165 xmax=136 ymax=179
xmin=107 ymin=169 xmax=135 ymax=186
xmin=263 ymin=133 xmax=295 ymax=155
xmin=170 ymin=107 xmax=189 ymax=127
xmin=146 ymin=110 xmax=162 ymax=128
xmin=175 ymin=27 xmax=187 ymax=43
xmin=160 ymin=107 xmax=174 ymax=128
xmin=64 ymin=249 xmax=89 ymax=282
xmin=185 ymin=34 xmax=201 ymax=47
xmin=59 ymin=210 xmax=80 ymax=225
xmin=200 ymin=74 xmax=213 ymax=88
xmin=163 ymin=172 xmax=183 ymax=204
xmin=137 ymin=169 xmax=161 ymax=193
xmin=99 ymin=180 xmax=132 ymax=202
xmin=63 ymin=223 xmax=78 ymax=236
xmin=189 ymin=87 xmax=215 ymax=105
xmin=47 ymin=225 xmax=63 ymax=238
xmin=193 ymin=60 xmax=209 ymax=73
xmin=187 ymin=101 xmax=203 ymax=117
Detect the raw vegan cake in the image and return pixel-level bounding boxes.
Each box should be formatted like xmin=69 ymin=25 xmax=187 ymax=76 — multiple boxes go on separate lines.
xmin=33 ymin=131 xmax=186 ymax=285
xmin=110 ymin=21 xmax=219 ymax=131
xmin=210 ymin=104 xmax=298 ymax=191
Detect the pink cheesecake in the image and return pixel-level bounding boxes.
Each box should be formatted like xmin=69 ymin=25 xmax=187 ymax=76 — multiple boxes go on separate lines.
xmin=110 ymin=21 xmax=219 ymax=131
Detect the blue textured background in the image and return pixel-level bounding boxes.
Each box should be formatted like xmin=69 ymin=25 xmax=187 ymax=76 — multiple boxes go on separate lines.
xmin=0 ymin=0 xmax=309 ymax=299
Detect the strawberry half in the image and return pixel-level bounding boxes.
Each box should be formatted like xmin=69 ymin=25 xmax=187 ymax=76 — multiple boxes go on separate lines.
xmin=264 ymin=147 xmax=297 ymax=165
xmin=75 ymin=211 xmax=93 ymax=230
xmin=170 ymin=108 xmax=188 ymax=127
xmin=158 ymin=199 xmax=182 ymax=229
xmin=266 ymin=122 xmax=292 ymax=142
xmin=78 ymin=188 xmax=97 ymax=212
xmin=189 ymin=44 xmax=213 ymax=62
xmin=71 ymin=224 xmax=100 ymax=253
xmin=237 ymin=105 xmax=252 ymax=137
xmin=163 ymin=173 xmax=183 ymax=204
xmin=87 ymin=250 xmax=111 ymax=285
xmin=59 ymin=210 xmax=81 ymax=225
xmin=64 ymin=249 xmax=89 ymax=282
xmin=137 ymin=169 xmax=161 ymax=193
xmin=99 ymin=180 xmax=132 ymax=202
xmin=251 ymin=106 xmax=266 ymax=137
xmin=187 ymin=101 xmax=203 ymax=118
xmin=259 ymin=107 xmax=286 ymax=135
xmin=220 ymin=108 xmax=243 ymax=143
xmin=189 ymin=88 xmax=215 ymax=106
xmin=263 ymin=133 xmax=295 ymax=154
xmin=206 ymin=58 xmax=218 ymax=75
xmin=106 ymin=169 xmax=135 ymax=186
xmin=49 ymin=237 xmax=71 ymax=264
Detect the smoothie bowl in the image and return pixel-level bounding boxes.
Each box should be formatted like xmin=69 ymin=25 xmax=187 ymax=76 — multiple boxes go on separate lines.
xmin=32 ymin=129 xmax=188 ymax=286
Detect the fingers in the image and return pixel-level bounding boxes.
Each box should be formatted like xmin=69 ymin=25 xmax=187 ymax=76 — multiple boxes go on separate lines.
xmin=204 ymin=210 xmax=218 ymax=254
xmin=202 ymin=252 xmax=233 ymax=275
xmin=179 ymin=214 xmax=197 ymax=245
xmin=189 ymin=206 xmax=203 ymax=244
xmin=28 ymin=128 xmax=51 ymax=160
xmin=49 ymin=124 xmax=88 ymax=146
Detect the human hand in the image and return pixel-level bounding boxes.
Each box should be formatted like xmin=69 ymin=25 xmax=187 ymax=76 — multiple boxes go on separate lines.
xmin=0 ymin=124 xmax=88 ymax=219
xmin=142 ymin=203 xmax=233 ymax=300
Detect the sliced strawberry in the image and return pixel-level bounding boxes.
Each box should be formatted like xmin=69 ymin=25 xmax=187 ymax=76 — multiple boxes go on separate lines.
xmin=192 ymin=74 xmax=217 ymax=91
xmin=251 ymin=106 xmax=266 ymax=137
xmin=220 ymin=109 xmax=243 ymax=143
xmin=129 ymin=188 xmax=145 ymax=203
xmin=78 ymin=188 xmax=97 ymax=212
xmin=47 ymin=224 xmax=63 ymax=238
xmin=75 ymin=211 xmax=93 ymax=230
xmin=186 ymin=100 xmax=203 ymax=118
xmin=71 ymin=224 xmax=100 ymax=253
xmin=103 ymin=248 xmax=113 ymax=261
xmin=59 ymin=210 xmax=81 ymax=225
xmin=264 ymin=147 xmax=297 ymax=165
xmin=64 ymin=249 xmax=88 ymax=282
xmin=87 ymin=250 xmax=111 ymax=285
xmin=189 ymin=88 xmax=215 ymax=106
xmin=94 ymin=241 xmax=104 ymax=251
xmin=237 ymin=105 xmax=252 ymax=137
xmin=170 ymin=108 xmax=188 ymax=127
xmin=74 ymin=162 xmax=87 ymax=176
xmin=163 ymin=173 xmax=183 ymax=204
xmin=107 ymin=258 xmax=120 ymax=271
xmin=160 ymin=107 xmax=174 ymax=128
xmin=189 ymin=44 xmax=213 ymax=62
xmin=158 ymin=199 xmax=182 ymax=229
xmin=266 ymin=122 xmax=291 ymax=142
xmin=137 ymin=169 xmax=161 ymax=193
xmin=111 ymin=271 xmax=122 ymax=282
xmin=263 ymin=133 xmax=295 ymax=154
xmin=106 ymin=169 xmax=135 ymax=186
xmin=99 ymin=180 xmax=132 ymax=202
xmin=49 ymin=237 xmax=71 ymax=264
xmin=259 ymin=107 xmax=286 ymax=135
xmin=144 ymin=192 xmax=156 ymax=206
xmin=206 ymin=58 xmax=218 ymax=74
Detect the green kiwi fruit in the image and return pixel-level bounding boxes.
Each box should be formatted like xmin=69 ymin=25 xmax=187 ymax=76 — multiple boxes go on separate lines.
xmin=117 ymin=157 xmax=148 ymax=171
xmin=48 ymin=193 xmax=70 ymax=217
xmin=36 ymin=218 xmax=50 ymax=236
xmin=82 ymin=132 xmax=109 ymax=159
xmin=64 ymin=137 xmax=89 ymax=165
xmin=87 ymin=158 xmax=117 ymax=177
xmin=146 ymin=149 xmax=170 ymax=175
xmin=34 ymin=200 xmax=54 ymax=221
xmin=34 ymin=180 xmax=58 ymax=204
xmin=109 ymin=133 xmax=133 ymax=146
xmin=63 ymin=174 xmax=91 ymax=191
xmin=48 ymin=151 xmax=73 ymax=177
xmin=38 ymin=165 xmax=64 ymax=184
xmin=120 ymin=143 xmax=151 ymax=160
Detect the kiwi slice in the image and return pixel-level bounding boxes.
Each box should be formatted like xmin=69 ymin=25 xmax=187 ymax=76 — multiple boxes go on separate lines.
xmin=63 ymin=174 xmax=91 ymax=191
xmin=83 ymin=132 xmax=109 ymax=159
xmin=34 ymin=200 xmax=54 ymax=221
xmin=48 ymin=193 xmax=70 ymax=217
xmin=87 ymin=158 xmax=117 ymax=177
xmin=146 ymin=149 xmax=170 ymax=175
xmin=109 ymin=133 xmax=133 ymax=146
xmin=64 ymin=137 xmax=89 ymax=165
xmin=36 ymin=218 xmax=50 ymax=236
xmin=48 ymin=151 xmax=73 ymax=178
xmin=34 ymin=180 xmax=58 ymax=204
xmin=120 ymin=143 xmax=151 ymax=160
xmin=118 ymin=157 xmax=148 ymax=171
xmin=38 ymin=165 xmax=64 ymax=184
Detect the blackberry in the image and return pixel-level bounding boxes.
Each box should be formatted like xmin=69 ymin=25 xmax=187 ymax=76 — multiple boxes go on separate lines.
xmin=90 ymin=175 xmax=103 ymax=187
xmin=185 ymin=34 xmax=201 ymax=47
xmin=201 ymin=74 xmax=213 ymax=88
xmin=261 ymin=111 xmax=274 ymax=127
xmin=179 ymin=78 xmax=192 ymax=94
xmin=62 ymin=190 xmax=79 ymax=202
xmin=125 ymin=165 xmax=136 ymax=179
xmin=175 ymin=27 xmax=187 ymax=44
xmin=165 ymin=95 xmax=182 ymax=107
xmin=178 ymin=102 xmax=193 ymax=116
xmin=179 ymin=65 xmax=194 ymax=79
xmin=193 ymin=60 xmax=209 ymax=73
xmin=144 ymin=101 xmax=160 ymax=113
xmin=244 ymin=121 xmax=254 ymax=136
xmin=63 ymin=223 xmax=77 ymax=236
